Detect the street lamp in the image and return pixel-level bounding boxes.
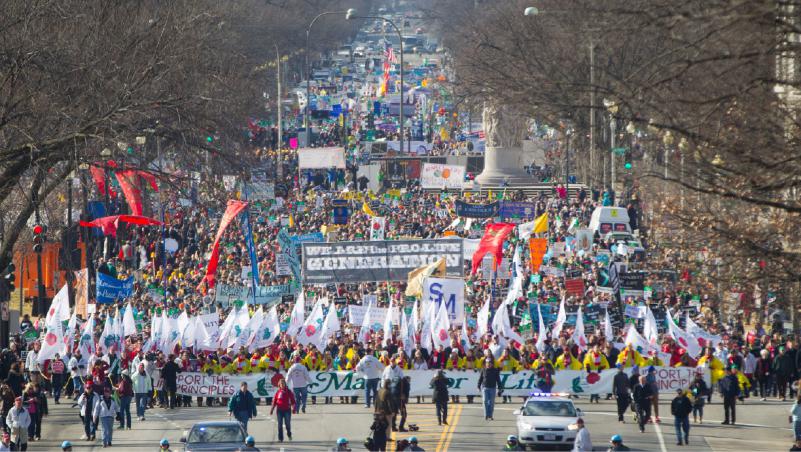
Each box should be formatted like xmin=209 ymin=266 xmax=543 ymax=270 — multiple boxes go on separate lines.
xmin=523 ymin=6 xmax=540 ymax=16
xmin=604 ymin=99 xmax=619 ymax=193
xmin=305 ymin=11 xmax=346 ymax=147
xmin=526 ymin=6 xmax=597 ymax=188
xmin=346 ymin=8 xmax=405 ymax=155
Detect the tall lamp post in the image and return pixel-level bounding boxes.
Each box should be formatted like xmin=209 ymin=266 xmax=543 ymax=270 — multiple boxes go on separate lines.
xmin=525 ymin=6 xmax=596 ymax=187
xmin=346 ymin=8 xmax=404 ymax=156
xmin=305 ymin=11 xmax=346 ymax=147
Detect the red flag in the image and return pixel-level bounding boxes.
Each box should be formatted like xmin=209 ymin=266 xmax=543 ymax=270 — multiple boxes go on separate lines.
xmin=198 ymin=200 xmax=249 ymax=291
xmin=471 ymin=223 xmax=515 ymax=275
xmin=80 ymin=215 xmax=162 ymax=237
xmin=115 ymin=170 xmax=144 ymax=216
xmin=89 ymin=165 xmax=116 ymax=198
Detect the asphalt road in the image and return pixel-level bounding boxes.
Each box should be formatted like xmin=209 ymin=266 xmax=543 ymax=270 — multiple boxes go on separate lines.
xmin=33 ymin=394 xmax=794 ymax=451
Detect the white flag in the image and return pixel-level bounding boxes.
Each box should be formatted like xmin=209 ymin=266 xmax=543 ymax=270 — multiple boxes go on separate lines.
xmin=643 ymin=306 xmax=659 ymax=347
xmin=411 ymin=301 xmax=420 ymax=344
xmin=122 ymin=303 xmax=137 ymax=337
xmin=477 ymin=295 xmax=490 ymax=338
xmin=297 ymin=299 xmax=325 ymax=348
xmin=431 ymin=301 xmax=452 ymax=349
xmin=62 ymin=313 xmax=78 ymax=355
xmin=370 ymin=217 xmax=386 ymax=241
xmin=382 ymin=298 xmax=394 ymax=347
xmin=359 ymin=302 xmax=373 ymax=345
xmin=603 ymin=308 xmax=614 ymax=343
xmin=492 ymin=304 xmax=524 ymax=345
xmin=667 ymin=310 xmax=701 ymax=358
xmin=572 ymin=306 xmax=588 ymax=351
xmin=98 ymin=315 xmax=116 ymax=354
xmin=624 ymin=323 xmax=651 ymax=353
xmin=227 ymin=307 xmax=251 ymax=349
xmin=195 ymin=317 xmax=216 ymax=351
xmin=419 ymin=301 xmax=434 ymax=351
xmin=287 ymin=292 xmax=306 ymax=338
xmin=244 ymin=307 xmax=265 ymax=352
xmin=401 ymin=311 xmax=414 ymax=352
xmin=459 ymin=322 xmax=471 ymax=350
xmin=112 ymin=308 xmax=125 ymax=352
xmin=318 ymin=304 xmax=340 ymax=351
xmin=536 ymin=303 xmax=547 ymax=353
xmin=160 ymin=312 xmax=180 ymax=355
xmin=255 ymin=306 xmax=281 ymax=349
xmin=217 ymin=306 xmax=237 ymax=347
xmin=551 ymin=297 xmax=567 ymax=339
xmin=78 ymin=316 xmax=95 ymax=357
xmin=685 ymin=313 xmax=721 ymax=348
xmin=518 ymin=220 xmax=536 ymax=240
xmin=37 ymin=320 xmax=63 ymax=363
xmin=45 ymin=284 xmax=70 ymax=328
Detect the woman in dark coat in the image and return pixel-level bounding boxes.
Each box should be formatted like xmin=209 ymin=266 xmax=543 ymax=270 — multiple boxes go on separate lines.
xmin=430 ymin=370 xmax=449 ymax=425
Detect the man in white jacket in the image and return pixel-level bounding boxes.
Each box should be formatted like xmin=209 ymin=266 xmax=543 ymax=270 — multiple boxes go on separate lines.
xmin=286 ymin=357 xmax=313 ymax=414
xmin=93 ymin=388 xmax=120 ymax=447
xmin=68 ymin=350 xmax=87 ymax=400
xmin=572 ymin=418 xmax=593 ymax=452
xmin=355 ymin=350 xmax=384 ymax=408
xmin=6 ymin=397 xmax=30 ymax=449
xmin=77 ymin=383 xmax=101 ymax=441
xmin=132 ymin=363 xmax=153 ymax=421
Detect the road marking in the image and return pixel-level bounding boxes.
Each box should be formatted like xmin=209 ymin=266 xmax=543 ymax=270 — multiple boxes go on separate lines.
xmin=152 ymin=412 xmax=182 ymax=430
xmin=653 ymin=420 xmax=668 ymax=452
xmin=436 ymin=404 xmax=463 ymax=452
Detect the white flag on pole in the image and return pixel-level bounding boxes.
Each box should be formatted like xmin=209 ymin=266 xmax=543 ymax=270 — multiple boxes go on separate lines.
xmin=382 ymin=298 xmax=394 ymax=347
xmin=551 ymin=297 xmax=567 ymax=339
xmin=431 ymin=301 xmax=451 ymax=349
xmin=123 ymin=303 xmax=137 ymax=338
xmin=287 ymin=292 xmax=306 ymax=338
xmin=45 ymin=284 xmax=70 ymax=328
xmin=477 ymin=295 xmax=491 ymax=338
xmin=603 ymin=308 xmax=614 ymax=343
xmin=359 ymin=302 xmax=373 ymax=344
xmin=536 ymin=303 xmax=547 ymax=353
xmin=572 ymin=306 xmax=588 ymax=351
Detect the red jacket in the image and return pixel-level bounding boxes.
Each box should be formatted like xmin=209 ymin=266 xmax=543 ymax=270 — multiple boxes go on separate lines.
xmin=272 ymin=387 xmax=295 ymax=411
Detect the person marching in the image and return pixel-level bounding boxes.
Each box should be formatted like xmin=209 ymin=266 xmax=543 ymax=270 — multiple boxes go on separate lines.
xmin=583 ymin=345 xmax=610 ymax=403
xmin=228 ymin=382 xmax=257 ymax=435
xmin=430 ymin=370 xmax=449 ymax=426
xmin=270 ymin=378 xmax=296 ymax=442
xmin=671 ymin=388 xmax=692 ymax=446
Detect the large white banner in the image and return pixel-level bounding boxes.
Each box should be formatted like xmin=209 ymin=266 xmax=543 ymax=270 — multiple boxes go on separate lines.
xmin=347 ymin=305 xmax=400 ymax=328
xmin=421 ymin=163 xmax=466 ymax=189
xmin=421 ymin=278 xmax=465 ymax=326
xmin=177 ymin=367 xmax=709 ymax=397
xmin=298 ymin=147 xmax=346 ymax=169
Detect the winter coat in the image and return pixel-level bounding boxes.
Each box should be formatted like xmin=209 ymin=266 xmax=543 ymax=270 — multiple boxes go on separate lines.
xmin=430 ymin=374 xmax=449 ymax=402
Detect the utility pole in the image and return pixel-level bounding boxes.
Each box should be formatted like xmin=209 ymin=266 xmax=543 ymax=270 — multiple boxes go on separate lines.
xmin=589 ymin=38 xmax=596 ymax=189
xmin=276 ymin=45 xmax=283 ymax=178
xmin=610 ymin=118 xmax=617 ymax=195
xmin=34 ymin=200 xmax=45 ymax=316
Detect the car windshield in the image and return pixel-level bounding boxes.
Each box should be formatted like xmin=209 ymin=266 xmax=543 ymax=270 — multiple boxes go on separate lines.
xmin=523 ymin=401 xmax=576 ymax=417
xmin=188 ymin=425 xmax=245 ymax=443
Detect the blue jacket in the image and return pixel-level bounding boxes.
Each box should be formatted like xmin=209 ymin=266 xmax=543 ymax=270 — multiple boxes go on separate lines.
xmin=718 ymin=374 xmax=740 ymax=398
xmin=228 ymin=390 xmax=257 ymax=418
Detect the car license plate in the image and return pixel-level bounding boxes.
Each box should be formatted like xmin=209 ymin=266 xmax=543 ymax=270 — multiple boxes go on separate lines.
xmin=543 ymin=434 xmax=556 ymax=441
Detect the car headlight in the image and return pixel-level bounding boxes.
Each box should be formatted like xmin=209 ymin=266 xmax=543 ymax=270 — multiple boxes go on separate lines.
xmin=567 ymin=423 xmax=579 ymax=431
xmin=518 ymin=422 xmax=534 ymax=430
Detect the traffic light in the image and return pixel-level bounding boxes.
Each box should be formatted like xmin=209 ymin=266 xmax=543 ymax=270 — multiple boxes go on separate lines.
xmin=32 ymin=224 xmax=45 ymax=253
xmin=624 ymin=149 xmax=633 ymax=170
xmin=206 ymin=135 xmax=214 ymax=143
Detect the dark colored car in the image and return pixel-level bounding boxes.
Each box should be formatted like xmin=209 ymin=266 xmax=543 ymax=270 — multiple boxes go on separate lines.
xmin=180 ymin=421 xmax=246 ymax=451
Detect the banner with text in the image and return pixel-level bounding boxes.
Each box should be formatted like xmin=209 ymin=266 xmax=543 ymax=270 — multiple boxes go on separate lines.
xmin=420 ymin=163 xmax=466 ymax=189
xmin=178 ymin=367 xmax=710 ymax=397
xmin=301 ymin=239 xmax=464 ymax=283
xmin=421 ymin=278 xmax=465 ymax=326
xmin=96 ymin=273 xmax=134 ymax=304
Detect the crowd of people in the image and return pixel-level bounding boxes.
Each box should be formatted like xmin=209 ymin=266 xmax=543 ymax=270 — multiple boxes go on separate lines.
xmin=1 ymin=18 xmax=798 ymax=452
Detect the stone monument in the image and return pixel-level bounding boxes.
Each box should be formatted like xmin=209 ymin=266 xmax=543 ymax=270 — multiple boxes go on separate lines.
xmin=475 ymin=101 xmax=532 ymax=186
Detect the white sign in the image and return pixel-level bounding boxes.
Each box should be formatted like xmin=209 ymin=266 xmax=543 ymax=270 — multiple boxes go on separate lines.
xmin=298 ymin=147 xmax=346 ymax=169
xmin=164 ymin=238 xmax=179 ymax=254
xmin=422 ymin=277 xmax=465 ymax=326
xmin=369 ymin=217 xmax=386 ymax=241
xmin=177 ymin=367 xmax=710 ymax=397
xmin=347 ymin=305 xmax=399 ymax=327
xmin=463 ymin=238 xmax=481 ymax=260
xmin=420 ymin=163 xmax=466 ymax=189
xmin=276 ymin=254 xmax=292 ymax=276
xmin=480 ymin=256 xmax=511 ymax=279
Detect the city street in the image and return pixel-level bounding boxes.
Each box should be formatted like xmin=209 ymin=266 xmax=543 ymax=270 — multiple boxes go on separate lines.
xmin=34 ymin=396 xmax=793 ymax=451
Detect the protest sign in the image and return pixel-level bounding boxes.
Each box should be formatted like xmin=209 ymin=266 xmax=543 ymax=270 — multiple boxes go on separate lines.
xmin=298 ymin=147 xmax=346 ymax=169
xmin=499 ymin=202 xmax=537 ymax=222
xmin=421 ymin=277 xmax=465 ymax=326
xmin=96 ymin=273 xmax=134 ymax=304
xmin=528 ymin=238 xmax=548 ymax=273
xmin=301 ymin=239 xmax=463 ymax=283
xmin=215 ymin=284 xmax=296 ymax=307
xmin=175 ymin=368 xmax=711 ymax=397
xmin=454 ymin=200 xmax=499 ymax=218
xmin=420 ymin=163 xmax=466 ymax=189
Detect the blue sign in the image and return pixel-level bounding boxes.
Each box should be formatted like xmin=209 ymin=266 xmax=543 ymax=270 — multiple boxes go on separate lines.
xmin=499 ymin=201 xmax=537 ymax=220
xmin=332 ymin=206 xmax=350 ymax=225
xmin=96 ymin=273 xmax=134 ymax=304
xmin=454 ymin=200 xmax=499 ymax=219
xmin=290 ymin=232 xmax=324 ymax=244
